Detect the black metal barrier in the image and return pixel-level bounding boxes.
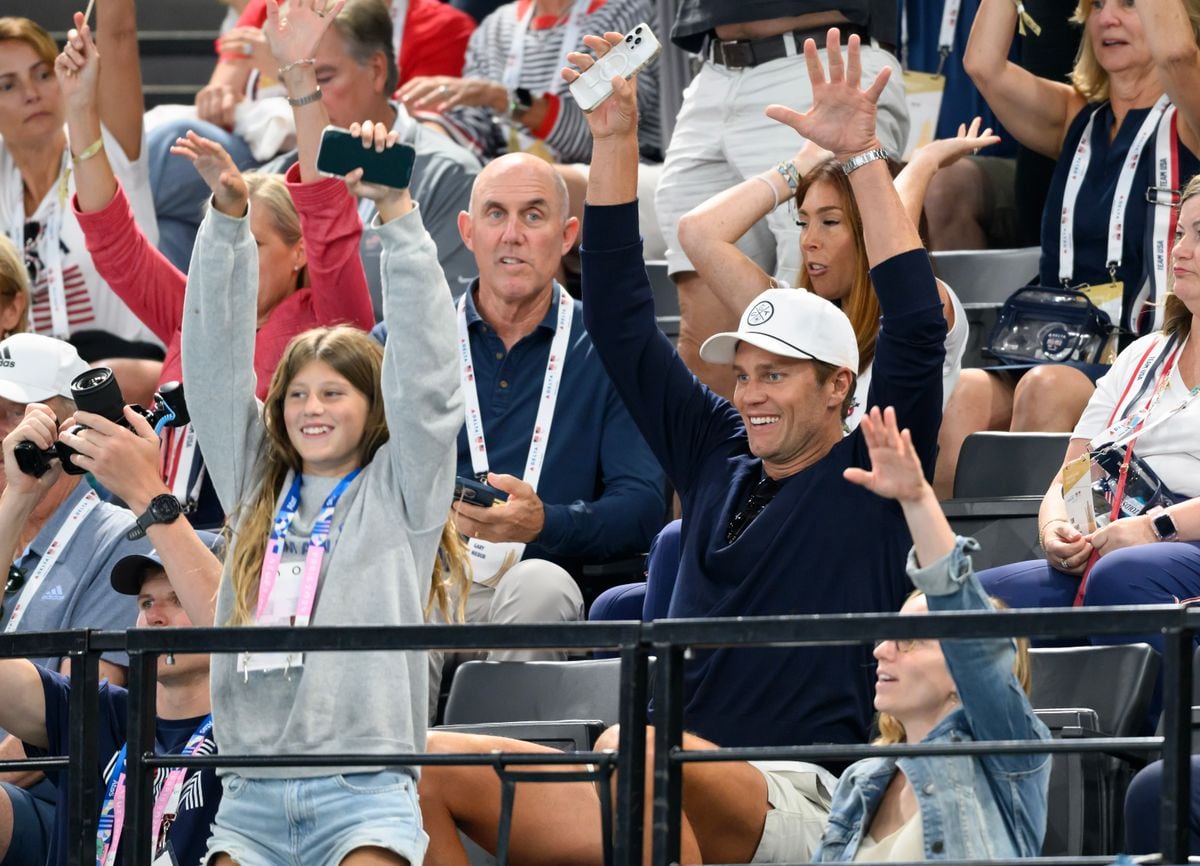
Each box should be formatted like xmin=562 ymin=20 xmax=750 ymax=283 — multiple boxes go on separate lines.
xmin=0 ymin=606 xmax=1194 ymax=866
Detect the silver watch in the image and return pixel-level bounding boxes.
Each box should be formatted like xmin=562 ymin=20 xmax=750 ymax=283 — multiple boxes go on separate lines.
xmin=841 ymin=147 xmax=889 ymax=175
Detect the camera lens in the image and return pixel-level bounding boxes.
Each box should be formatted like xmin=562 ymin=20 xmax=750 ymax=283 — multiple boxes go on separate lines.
xmin=70 ymin=366 xmax=126 ymax=423
xmin=626 ymin=34 xmax=633 ymax=41
xmin=635 ymin=37 xmax=642 ymax=44
xmin=635 ymin=26 xmax=642 ymax=33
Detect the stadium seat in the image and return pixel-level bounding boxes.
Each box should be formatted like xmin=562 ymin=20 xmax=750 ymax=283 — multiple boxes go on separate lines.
xmin=1030 ymin=645 xmax=1160 ymax=855
xmin=942 ymin=497 xmax=1042 ymax=571
xmin=646 ymin=260 xmax=679 ymax=340
xmin=443 ymin=658 xmax=624 ymax=728
xmin=953 ymin=431 xmax=1069 ymax=499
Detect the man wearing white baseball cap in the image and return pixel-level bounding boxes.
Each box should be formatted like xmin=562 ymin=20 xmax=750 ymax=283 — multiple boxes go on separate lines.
xmin=0 ymin=333 xmax=152 ymax=866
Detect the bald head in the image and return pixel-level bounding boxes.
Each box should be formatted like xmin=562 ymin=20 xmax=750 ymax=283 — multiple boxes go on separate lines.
xmin=468 ymin=153 xmax=571 ymax=222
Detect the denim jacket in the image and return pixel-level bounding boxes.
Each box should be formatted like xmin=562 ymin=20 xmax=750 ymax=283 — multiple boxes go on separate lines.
xmin=812 ymin=537 xmax=1052 ymax=861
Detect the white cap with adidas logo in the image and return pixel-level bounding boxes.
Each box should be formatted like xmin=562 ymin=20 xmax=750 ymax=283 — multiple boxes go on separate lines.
xmin=0 ymin=333 xmax=88 ymax=404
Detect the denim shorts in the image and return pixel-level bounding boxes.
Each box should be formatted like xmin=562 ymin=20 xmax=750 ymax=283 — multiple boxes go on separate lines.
xmin=203 ymin=770 xmax=428 ymax=866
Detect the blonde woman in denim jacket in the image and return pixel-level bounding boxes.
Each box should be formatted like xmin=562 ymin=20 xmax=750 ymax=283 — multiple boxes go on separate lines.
xmin=820 ymin=406 xmax=1053 ymax=862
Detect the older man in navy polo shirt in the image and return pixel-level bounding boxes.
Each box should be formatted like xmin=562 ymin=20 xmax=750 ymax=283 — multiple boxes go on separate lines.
xmin=445 ymin=151 xmax=664 ymax=653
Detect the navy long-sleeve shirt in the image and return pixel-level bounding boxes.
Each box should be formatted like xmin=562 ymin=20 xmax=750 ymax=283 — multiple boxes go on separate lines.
xmin=455 ymin=283 xmax=666 ymax=573
xmin=581 ymin=200 xmax=947 ymax=750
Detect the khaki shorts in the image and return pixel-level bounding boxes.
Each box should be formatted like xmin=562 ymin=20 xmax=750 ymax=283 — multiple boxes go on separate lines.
xmin=749 ymin=761 xmax=838 ymax=863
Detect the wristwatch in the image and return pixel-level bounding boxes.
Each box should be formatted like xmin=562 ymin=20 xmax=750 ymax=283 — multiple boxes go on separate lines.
xmin=1151 ymin=509 xmax=1179 ymax=542
xmin=508 ymin=87 xmax=534 ymax=121
xmin=126 ymin=494 xmax=183 ymax=541
xmin=840 ymin=147 xmax=889 ymax=175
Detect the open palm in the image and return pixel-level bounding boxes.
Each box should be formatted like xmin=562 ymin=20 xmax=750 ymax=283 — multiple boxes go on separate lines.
xmin=765 ymin=29 xmax=890 ymax=160
xmin=843 ymin=407 xmax=928 ymax=504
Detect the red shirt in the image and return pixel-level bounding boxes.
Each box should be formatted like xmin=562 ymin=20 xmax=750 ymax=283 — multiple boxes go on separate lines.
xmin=218 ymin=0 xmax=475 ymax=88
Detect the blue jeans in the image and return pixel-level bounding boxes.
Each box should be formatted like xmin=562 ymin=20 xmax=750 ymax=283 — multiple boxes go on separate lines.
xmin=204 ymin=770 xmax=426 ymax=866
xmin=588 ymin=518 xmax=681 ymax=622
xmin=148 ymin=118 xmax=260 ymax=272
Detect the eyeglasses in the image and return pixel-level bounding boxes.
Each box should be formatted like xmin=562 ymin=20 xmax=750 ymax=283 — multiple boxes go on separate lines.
xmin=725 ymin=475 xmax=781 ymax=545
xmin=874 ymin=638 xmax=923 ymax=653
xmin=6 ymin=564 xmax=26 ymax=595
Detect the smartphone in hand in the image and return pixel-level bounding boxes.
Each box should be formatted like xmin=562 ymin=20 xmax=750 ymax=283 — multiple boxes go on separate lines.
xmin=569 ymin=23 xmax=662 ymax=113
xmin=453 ymin=476 xmax=508 ymax=508
xmin=316 ymin=125 xmax=417 ymax=189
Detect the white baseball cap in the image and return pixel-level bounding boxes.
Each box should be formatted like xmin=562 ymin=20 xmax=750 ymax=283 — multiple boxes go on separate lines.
xmin=0 ymin=333 xmax=88 ymax=404
xmin=699 ymin=288 xmax=860 ymax=372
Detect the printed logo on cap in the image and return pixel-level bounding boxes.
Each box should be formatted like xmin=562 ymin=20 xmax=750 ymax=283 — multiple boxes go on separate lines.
xmin=0 ymin=346 xmax=13 ymax=368
xmin=747 ymin=301 xmax=774 ymax=327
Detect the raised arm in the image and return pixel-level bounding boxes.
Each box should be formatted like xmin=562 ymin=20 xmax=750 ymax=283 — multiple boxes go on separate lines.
xmin=1138 ymin=0 xmax=1200 ymax=155
xmin=894 ymin=118 xmax=1001 ymax=228
xmin=177 ymin=134 xmax=265 ymax=512
xmin=92 ymin=0 xmax=145 ymax=160
xmin=677 ymin=140 xmax=831 ymax=318
xmin=348 ymin=121 xmax=463 ymax=531
xmin=766 ymin=31 xmax=921 ymax=267
xmin=264 ymin=0 xmax=345 ymax=182
xmin=963 ymin=0 xmax=1084 ymax=159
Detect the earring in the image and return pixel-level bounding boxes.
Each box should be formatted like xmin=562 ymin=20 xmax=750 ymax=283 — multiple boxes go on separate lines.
xmin=165 ymin=652 xmax=176 ymax=666
xmin=949 ymin=690 xmax=960 ymax=704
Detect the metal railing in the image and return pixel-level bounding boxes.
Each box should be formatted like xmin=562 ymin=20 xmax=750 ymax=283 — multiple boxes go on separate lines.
xmin=0 ymin=605 xmax=1194 ymax=866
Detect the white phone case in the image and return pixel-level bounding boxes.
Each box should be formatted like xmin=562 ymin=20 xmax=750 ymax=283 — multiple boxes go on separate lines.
xmin=568 ymin=22 xmax=662 ymax=113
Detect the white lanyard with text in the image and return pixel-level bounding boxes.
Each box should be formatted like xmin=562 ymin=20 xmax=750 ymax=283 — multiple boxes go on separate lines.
xmin=936 ymin=0 xmax=960 ymax=74
xmin=1142 ymin=105 xmax=1181 ymax=334
xmin=502 ymin=0 xmax=589 ymax=95
xmin=4 ymin=147 xmax=73 ymax=338
xmin=456 ymin=286 xmax=572 ymax=583
xmin=1093 ymin=336 xmax=1200 ymax=451
xmin=1059 ymin=96 xmax=1170 ymax=287
xmin=238 ymin=469 xmax=360 ymax=674
xmin=96 ymin=715 xmax=214 ymax=866
xmin=5 ymin=489 xmax=100 ymax=633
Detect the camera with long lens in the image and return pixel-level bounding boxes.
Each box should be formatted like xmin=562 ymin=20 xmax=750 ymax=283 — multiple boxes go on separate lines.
xmin=13 ymin=367 xmax=189 ymax=479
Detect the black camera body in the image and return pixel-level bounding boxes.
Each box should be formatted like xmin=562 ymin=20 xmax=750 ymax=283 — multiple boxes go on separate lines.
xmin=13 ymin=367 xmax=189 ymax=479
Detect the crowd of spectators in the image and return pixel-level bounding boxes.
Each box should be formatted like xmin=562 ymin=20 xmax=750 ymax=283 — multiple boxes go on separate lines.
xmin=3 ymin=0 xmax=1200 ymax=861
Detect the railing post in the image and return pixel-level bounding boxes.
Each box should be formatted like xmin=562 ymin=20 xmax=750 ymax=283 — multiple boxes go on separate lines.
xmin=651 ymin=643 xmax=683 ymax=866
xmin=124 ymin=650 xmax=158 ymax=866
xmin=1160 ymin=626 xmax=1194 ymax=864
xmin=616 ymin=639 xmax=649 ymax=866
xmin=67 ymin=641 xmax=100 ymax=866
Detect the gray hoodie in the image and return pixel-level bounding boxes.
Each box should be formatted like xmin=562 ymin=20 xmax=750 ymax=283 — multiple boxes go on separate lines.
xmin=181 ymin=201 xmax=461 ymax=778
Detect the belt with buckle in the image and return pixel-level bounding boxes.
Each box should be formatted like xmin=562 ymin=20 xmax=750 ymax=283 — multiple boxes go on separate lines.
xmin=706 ymin=23 xmax=870 ymax=69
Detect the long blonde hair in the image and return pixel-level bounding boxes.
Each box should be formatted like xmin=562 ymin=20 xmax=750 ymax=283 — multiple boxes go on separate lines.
xmin=428 ymin=522 xmax=471 ymax=622
xmin=244 ymin=172 xmax=309 ymax=289
xmin=874 ymin=593 xmax=1032 ymax=745
xmin=1069 ymin=0 xmax=1200 ymax=101
xmin=0 ymin=236 xmax=29 ymax=337
xmin=227 ymin=326 xmax=387 ymax=625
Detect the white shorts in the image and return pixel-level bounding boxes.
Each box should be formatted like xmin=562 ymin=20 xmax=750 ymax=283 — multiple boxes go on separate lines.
xmin=749 ymin=760 xmax=838 ymax=863
xmin=654 ymin=44 xmax=909 ymax=285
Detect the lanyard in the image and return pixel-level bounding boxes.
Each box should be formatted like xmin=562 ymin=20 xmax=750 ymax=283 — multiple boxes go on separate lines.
xmin=96 ymin=715 xmax=214 ymax=866
xmin=936 ymin=0 xmax=960 ymax=75
xmin=390 ymin=0 xmax=408 ymax=66
xmin=1140 ymin=105 xmax=1182 ymax=335
xmin=5 ymin=146 xmax=73 ymax=338
xmin=5 ymin=490 xmax=100 ymax=634
xmin=502 ymin=0 xmax=589 ymax=95
xmin=161 ymin=424 xmax=204 ymax=512
xmin=1097 ymin=335 xmax=1199 ymax=452
xmin=457 ymin=286 xmax=573 ymax=490
xmin=1059 ymin=96 xmax=1170 ymax=286
xmin=255 ymin=469 xmax=361 ymax=626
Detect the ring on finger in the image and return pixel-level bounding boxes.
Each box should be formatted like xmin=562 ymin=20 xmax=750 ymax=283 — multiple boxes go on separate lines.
xmin=1060 ymin=557 xmax=1069 ymax=568
xmin=439 ymin=84 xmax=450 ymax=95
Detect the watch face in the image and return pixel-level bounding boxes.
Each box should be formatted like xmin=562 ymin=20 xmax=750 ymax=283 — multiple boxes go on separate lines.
xmin=1154 ymin=512 xmax=1177 ymax=539
xmin=151 ymin=496 xmax=182 ymax=522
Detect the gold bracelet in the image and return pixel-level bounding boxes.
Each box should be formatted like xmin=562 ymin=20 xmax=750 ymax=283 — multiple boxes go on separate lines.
xmin=71 ymin=136 xmax=105 ymax=165
xmin=277 ymin=57 xmax=316 ymax=78
xmin=1039 ymin=517 xmax=1069 ymax=549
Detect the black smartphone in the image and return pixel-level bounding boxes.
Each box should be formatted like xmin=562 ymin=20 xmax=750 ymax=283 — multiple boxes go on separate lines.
xmin=316 ymin=125 xmax=417 ymax=189
xmin=453 ymin=476 xmax=508 ymax=507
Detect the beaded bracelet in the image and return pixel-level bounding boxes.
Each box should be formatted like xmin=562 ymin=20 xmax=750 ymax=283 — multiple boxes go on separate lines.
xmin=774 ymin=160 xmax=800 ymax=192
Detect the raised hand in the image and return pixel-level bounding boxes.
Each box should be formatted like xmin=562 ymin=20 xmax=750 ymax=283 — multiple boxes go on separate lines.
xmin=57 ymin=408 xmax=168 ymax=513
xmin=765 ymin=29 xmax=891 ymax=160
xmin=264 ymin=0 xmax=345 ymax=67
xmin=562 ymin=32 xmax=639 ymax=142
xmin=843 ymin=406 xmax=929 ymax=504
xmin=54 ymin=12 xmax=100 ymax=111
xmin=913 ymin=117 xmax=1001 ymax=169
xmin=170 ymin=130 xmax=249 ymax=217
xmin=343 ymin=120 xmax=414 ymax=222
xmin=217 ymin=25 xmax=276 ymax=77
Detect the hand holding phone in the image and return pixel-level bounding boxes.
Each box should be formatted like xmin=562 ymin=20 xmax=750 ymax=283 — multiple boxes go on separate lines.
xmin=568 ymin=23 xmax=662 ymax=113
xmin=453 ymin=476 xmax=509 ymax=508
xmin=317 ymin=125 xmax=417 ymax=190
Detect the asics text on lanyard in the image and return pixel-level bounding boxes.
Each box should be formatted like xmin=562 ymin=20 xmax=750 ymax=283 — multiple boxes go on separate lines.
xmin=457 ymin=287 xmax=573 ymax=583
xmin=1059 ymin=96 xmax=1170 ymax=288
xmin=96 ymin=715 xmax=214 ymax=866
xmin=5 ymin=490 xmax=101 ymax=633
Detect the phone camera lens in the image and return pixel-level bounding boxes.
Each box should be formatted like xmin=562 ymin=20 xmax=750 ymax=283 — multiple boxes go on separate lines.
xmin=635 ymin=26 xmax=642 ymax=33
xmin=635 ymin=37 xmax=642 ymax=43
xmin=626 ymin=34 xmax=633 ymax=41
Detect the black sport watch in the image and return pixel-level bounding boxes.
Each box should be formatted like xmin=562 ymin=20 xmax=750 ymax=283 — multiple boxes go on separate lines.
xmin=126 ymin=494 xmax=183 ymax=541
xmin=509 ymin=87 xmax=534 ymax=121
